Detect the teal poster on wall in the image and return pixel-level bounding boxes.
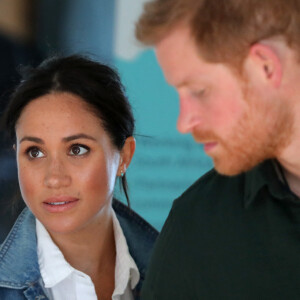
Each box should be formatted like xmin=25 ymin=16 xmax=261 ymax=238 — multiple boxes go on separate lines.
xmin=113 ymin=0 xmax=213 ymax=229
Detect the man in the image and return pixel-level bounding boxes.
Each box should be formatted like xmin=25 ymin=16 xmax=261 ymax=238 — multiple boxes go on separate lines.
xmin=135 ymin=0 xmax=300 ymax=299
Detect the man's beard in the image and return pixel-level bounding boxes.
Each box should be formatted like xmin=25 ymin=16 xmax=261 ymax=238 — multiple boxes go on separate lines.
xmin=192 ymin=94 xmax=294 ymax=176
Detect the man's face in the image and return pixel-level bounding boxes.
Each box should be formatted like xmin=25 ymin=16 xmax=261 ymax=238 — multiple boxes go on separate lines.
xmin=156 ymin=26 xmax=293 ymax=175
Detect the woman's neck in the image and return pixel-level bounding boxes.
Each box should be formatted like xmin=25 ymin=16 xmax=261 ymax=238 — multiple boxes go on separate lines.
xmin=49 ymin=205 xmax=116 ymax=299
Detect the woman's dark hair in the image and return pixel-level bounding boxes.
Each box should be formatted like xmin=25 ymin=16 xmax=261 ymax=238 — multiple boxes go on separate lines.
xmin=2 ymin=55 xmax=135 ymax=205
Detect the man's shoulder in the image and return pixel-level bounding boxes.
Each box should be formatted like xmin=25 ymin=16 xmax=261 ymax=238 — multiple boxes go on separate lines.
xmin=172 ymin=168 xmax=247 ymax=218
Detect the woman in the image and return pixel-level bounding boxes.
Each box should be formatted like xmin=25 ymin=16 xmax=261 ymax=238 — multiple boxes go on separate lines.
xmin=0 ymin=55 xmax=158 ymax=300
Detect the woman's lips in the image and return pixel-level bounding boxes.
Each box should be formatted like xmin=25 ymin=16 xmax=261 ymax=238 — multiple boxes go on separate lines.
xmin=43 ymin=196 xmax=79 ymax=213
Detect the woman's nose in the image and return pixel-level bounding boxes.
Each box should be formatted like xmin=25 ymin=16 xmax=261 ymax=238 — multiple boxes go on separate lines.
xmin=44 ymin=158 xmax=71 ymax=189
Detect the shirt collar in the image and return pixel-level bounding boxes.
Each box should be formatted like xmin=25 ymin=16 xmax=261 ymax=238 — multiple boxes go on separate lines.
xmin=244 ymin=159 xmax=295 ymax=208
xmin=36 ymin=219 xmax=74 ymax=288
xmin=112 ymin=209 xmax=140 ymax=297
xmin=36 ymin=209 xmax=140 ymax=294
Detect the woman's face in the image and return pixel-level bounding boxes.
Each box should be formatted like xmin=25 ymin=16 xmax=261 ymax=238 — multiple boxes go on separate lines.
xmin=15 ymin=92 xmax=123 ymax=236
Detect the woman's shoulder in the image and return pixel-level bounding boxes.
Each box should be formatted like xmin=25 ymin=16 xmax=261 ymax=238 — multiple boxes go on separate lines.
xmin=113 ymin=199 xmax=158 ymax=238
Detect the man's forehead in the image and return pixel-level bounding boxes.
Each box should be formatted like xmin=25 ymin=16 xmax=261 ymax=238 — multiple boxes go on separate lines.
xmin=155 ymin=25 xmax=193 ymax=63
xmin=155 ymin=26 xmax=202 ymax=85
xmin=155 ymin=34 xmax=222 ymax=88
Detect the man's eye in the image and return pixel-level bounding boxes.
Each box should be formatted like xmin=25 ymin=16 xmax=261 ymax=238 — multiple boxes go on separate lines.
xmin=191 ymin=89 xmax=205 ymax=98
xmin=27 ymin=147 xmax=45 ymax=159
xmin=69 ymin=144 xmax=89 ymax=156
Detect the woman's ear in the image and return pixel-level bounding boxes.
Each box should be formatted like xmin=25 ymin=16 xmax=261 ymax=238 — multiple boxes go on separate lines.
xmin=13 ymin=144 xmax=16 ymax=151
xmin=117 ymin=137 xmax=136 ymax=176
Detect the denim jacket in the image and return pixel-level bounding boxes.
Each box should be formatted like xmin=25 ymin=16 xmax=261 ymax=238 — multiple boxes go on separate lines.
xmin=0 ymin=200 xmax=158 ymax=300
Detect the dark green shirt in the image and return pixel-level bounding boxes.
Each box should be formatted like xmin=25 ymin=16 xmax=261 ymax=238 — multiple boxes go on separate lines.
xmin=141 ymin=160 xmax=300 ymax=299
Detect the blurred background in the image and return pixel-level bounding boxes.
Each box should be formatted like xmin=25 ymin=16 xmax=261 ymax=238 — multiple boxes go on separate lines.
xmin=0 ymin=0 xmax=212 ymax=241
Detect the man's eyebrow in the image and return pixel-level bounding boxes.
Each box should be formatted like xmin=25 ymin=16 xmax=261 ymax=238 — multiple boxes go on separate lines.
xmin=19 ymin=137 xmax=44 ymax=144
xmin=62 ymin=133 xmax=97 ymax=142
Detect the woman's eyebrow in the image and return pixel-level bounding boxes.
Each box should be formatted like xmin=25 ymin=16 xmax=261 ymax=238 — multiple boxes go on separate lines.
xmin=62 ymin=133 xmax=97 ymax=142
xmin=19 ymin=134 xmax=97 ymax=144
xmin=19 ymin=136 xmax=44 ymax=144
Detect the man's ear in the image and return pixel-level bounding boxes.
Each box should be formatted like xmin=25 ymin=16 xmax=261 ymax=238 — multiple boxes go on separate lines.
xmin=117 ymin=137 xmax=136 ymax=176
xmin=244 ymin=43 xmax=282 ymax=88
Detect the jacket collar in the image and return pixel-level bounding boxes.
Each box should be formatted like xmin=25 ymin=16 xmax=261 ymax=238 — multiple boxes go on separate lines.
xmin=112 ymin=200 xmax=158 ymax=299
xmin=0 ymin=208 xmax=47 ymax=300
xmin=0 ymin=201 xmax=157 ymax=299
xmin=0 ymin=208 xmax=40 ymax=288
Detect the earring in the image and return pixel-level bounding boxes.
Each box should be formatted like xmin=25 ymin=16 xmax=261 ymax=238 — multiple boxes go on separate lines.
xmin=120 ymin=164 xmax=126 ymax=177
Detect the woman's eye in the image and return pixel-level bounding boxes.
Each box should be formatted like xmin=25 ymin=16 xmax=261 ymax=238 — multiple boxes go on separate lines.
xmin=69 ymin=144 xmax=89 ymax=156
xmin=27 ymin=147 xmax=45 ymax=159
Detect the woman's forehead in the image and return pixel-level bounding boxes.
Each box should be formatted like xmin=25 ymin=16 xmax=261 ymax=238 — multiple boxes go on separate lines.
xmin=16 ymin=92 xmax=104 ymax=137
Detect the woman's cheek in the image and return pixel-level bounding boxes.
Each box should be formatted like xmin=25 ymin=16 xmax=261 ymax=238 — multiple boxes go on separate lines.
xmin=79 ymin=160 xmax=115 ymax=201
xmin=18 ymin=165 xmax=37 ymax=205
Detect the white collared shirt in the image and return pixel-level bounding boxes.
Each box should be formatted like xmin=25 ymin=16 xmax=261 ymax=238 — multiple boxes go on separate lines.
xmin=36 ymin=210 xmax=140 ymax=300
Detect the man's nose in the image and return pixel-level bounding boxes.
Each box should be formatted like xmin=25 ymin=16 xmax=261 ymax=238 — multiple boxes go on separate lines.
xmin=44 ymin=157 xmax=71 ymax=189
xmin=176 ymin=95 xmax=202 ymax=134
